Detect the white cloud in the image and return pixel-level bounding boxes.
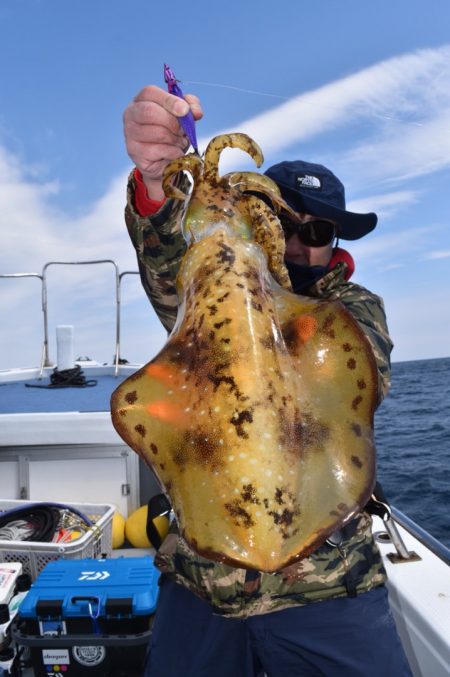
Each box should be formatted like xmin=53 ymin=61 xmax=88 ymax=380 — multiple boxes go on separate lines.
xmin=0 ymin=149 xmax=159 ymax=370
xmin=346 ymin=225 xmax=434 ymax=262
xmin=347 ymin=191 xmax=419 ymax=219
xmin=341 ymin=108 xmax=450 ymax=187
xmin=377 ymin=262 xmax=405 ymax=272
xmin=3 ymin=44 xmax=449 ymax=273
xmin=423 ymin=250 xmax=450 ymax=260
xmin=202 ymin=45 xmax=450 ymax=185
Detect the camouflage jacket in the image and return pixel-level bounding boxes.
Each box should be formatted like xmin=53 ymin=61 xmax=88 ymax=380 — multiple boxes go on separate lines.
xmin=125 ymin=171 xmax=393 ymax=618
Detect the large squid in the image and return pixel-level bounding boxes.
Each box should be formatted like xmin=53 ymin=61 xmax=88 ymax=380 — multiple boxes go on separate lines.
xmin=111 ymin=134 xmax=377 ymax=572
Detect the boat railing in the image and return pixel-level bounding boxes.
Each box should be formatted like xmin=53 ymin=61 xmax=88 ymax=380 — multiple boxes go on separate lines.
xmin=42 ymin=260 xmax=121 ymax=376
xmin=117 ymin=270 xmax=142 ymax=374
xmin=392 ymin=507 xmax=450 ymax=565
xmin=1 ymin=260 xmax=142 ymax=377
xmin=0 ymin=272 xmax=47 ymax=373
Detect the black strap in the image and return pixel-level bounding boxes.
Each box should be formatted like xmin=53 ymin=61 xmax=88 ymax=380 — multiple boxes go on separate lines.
xmin=146 ymin=494 xmax=171 ymax=550
xmin=325 ymin=482 xmax=391 ymax=598
xmin=364 ymin=481 xmax=391 ymax=520
xmin=343 ymin=566 xmax=358 ymax=598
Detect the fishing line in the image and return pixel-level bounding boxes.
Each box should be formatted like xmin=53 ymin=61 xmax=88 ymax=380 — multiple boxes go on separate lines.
xmin=183 ymin=79 xmax=425 ymax=128
xmin=184 ymin=80 xmax=289 ymax=100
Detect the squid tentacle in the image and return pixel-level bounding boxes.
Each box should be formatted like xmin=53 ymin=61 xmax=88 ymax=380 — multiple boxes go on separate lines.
xmin=203 ymin=133 xmax=264 ymax=184
xmin=245 ymin=194 xmax=292 ymax=290
xmin=162 ymin=154 xmax=203 ymax=200
xmin=225 ymin=171 xmax=298 ymax=219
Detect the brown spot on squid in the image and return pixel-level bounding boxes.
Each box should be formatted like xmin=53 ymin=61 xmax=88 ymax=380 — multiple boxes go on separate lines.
xmin=135 ymin=424 xmax=146 ymax=438
xmin=224 ymin=500 xmax=254 ymax=528
xmin=352 ymin=395 xmax=363 ymax=411
xmin=351 ymin=455 xmax=363 ymax=468
xmin=351 ymin=423 xmax=362 ymax=437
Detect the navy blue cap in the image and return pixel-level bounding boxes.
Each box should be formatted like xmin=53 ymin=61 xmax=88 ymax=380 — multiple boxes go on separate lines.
xmin=265 ymin=160 xmax=377 ymax=240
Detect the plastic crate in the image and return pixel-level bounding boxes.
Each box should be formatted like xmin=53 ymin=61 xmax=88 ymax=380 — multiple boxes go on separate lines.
xmin=0 ymin=500 xmax=114 ymax=580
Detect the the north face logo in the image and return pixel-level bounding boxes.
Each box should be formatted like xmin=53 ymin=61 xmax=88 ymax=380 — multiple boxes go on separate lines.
xmin=296 ymin=174 xmax=322 ymax=190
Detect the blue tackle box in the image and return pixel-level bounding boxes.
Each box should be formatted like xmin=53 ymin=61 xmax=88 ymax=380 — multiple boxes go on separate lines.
xmin=12 ymin=556 xmax=160 ymax=676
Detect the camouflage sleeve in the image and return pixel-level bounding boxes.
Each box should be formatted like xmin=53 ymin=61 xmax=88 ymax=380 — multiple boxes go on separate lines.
xmin=124 ymin=170 xmax=188 ymax=333
xmin=336 ymin=282 xmax=394 ymax=404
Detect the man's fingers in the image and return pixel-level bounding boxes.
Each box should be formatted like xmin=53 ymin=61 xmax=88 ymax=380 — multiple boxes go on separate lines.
xmin=126 ymin=139 xmax=186 ymax=169
xmin=124 ymin=85 xmax=202 ymax=177
xmin=132 ymin=85 xmax=202 ymax=119
xmin=184 ymin=94 xmax=203 ymax=121
xmin=133 ymin=84 xmax=189 ymax=116
xmin=124 ymin=119 xmax=185 ymax=148
xmin=124 ymin=100 xmax=184 ymax=135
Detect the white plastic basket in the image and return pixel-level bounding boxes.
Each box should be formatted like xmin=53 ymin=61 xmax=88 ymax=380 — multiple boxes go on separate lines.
xmin=0 ymin=500 xmax=114 ymax=579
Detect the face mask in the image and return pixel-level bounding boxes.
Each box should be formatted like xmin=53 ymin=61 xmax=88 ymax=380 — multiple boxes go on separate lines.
xmin=284 ymin=259 xmax=329 ymax=293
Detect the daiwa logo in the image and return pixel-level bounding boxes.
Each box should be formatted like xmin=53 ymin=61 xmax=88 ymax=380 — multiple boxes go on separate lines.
xmin=78 ymin=570 xmax=110 ymax=581
xmin=296 ymin=174 xmax=322 ymax=190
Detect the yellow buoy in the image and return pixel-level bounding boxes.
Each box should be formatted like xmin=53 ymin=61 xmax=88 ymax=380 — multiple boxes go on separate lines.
xmin=125 ymin=505 xmax=170 ymax=548
xmin=112 ymin=512 xmax=126 ymax=549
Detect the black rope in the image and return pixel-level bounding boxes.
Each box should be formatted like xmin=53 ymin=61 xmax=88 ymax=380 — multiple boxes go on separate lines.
xmin=0 ymin=506 xmax=60 ymax=542
xmin=25 ymin=365 xmax=97 ymax=389
xmin=0 ymin=503 xmax=93 ymax=543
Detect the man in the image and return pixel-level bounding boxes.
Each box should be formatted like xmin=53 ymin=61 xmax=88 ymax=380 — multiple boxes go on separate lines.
xmin=122 ymin=85 xmax=411 ymax=676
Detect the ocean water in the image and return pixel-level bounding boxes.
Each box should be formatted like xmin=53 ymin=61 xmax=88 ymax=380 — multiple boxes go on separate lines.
xmin=375 ymin=356 xmax=450 ymax=548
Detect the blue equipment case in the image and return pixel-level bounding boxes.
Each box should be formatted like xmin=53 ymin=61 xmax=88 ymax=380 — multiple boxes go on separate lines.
xmin=12 ymin=556 xmax=160 ymax=676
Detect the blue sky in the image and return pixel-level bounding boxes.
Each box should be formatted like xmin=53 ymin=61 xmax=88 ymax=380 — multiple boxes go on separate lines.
xmin=1 ymin=0 xmax=449 ymax=370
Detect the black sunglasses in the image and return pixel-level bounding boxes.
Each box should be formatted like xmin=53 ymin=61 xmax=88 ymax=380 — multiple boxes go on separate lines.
xmin=279 ymin=216 xmax=337 ymax=247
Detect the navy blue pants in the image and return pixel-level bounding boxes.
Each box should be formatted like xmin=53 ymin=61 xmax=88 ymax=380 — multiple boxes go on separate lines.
xmin=144 ymin=578 xmax=412 ymax=676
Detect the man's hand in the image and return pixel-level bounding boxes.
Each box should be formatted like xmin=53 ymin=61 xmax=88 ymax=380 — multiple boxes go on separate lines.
xmin=123 ymin=85 xmax=203 ymax=200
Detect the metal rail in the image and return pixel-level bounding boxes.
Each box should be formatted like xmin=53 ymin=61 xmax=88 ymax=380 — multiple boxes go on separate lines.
xmin=41 ymin=260 xmax=120 ymax=376
xmin=118 ymin=270 xmax=142 ymax=373
xmin=0 ymin=273 xmax=46 ymax=372
xmin=119 ymin=270 xmax=140 ymax=282
xmin=392 ymin=507 xmax=450 ymax=565
xmin=1 ymin=263 xmax=145 ymax=377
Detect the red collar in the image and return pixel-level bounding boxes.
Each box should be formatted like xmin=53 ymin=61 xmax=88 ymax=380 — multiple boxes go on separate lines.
xmin=328 ymin=247 xmax=355 ymax=281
